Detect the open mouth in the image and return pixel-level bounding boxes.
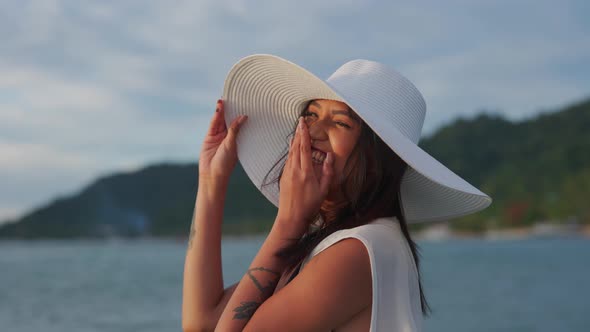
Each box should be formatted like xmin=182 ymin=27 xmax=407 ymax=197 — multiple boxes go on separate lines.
xmin=311 ymin=148 xmax=327 ymax=164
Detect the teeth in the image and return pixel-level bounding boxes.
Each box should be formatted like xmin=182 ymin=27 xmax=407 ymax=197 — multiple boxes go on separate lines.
xmin=311 ymin=150 xmax=326 ymax=164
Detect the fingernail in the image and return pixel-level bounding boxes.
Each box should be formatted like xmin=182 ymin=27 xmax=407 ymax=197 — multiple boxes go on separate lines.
xmin=326 ymin=152 xmax=332 ymax=163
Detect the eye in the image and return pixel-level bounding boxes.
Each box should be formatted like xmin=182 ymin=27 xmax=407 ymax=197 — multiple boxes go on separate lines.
xmin=336 ymin=121 xmax=351 ymax=129
xmin=302 ymin=110 xmax=317 ymax=118
xmin=303 ymin=110 xmax=351 ymax=128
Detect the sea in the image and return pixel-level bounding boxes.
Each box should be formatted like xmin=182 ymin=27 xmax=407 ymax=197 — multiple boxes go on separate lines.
xmin=1 ymin=235 xmax=589 ymax=332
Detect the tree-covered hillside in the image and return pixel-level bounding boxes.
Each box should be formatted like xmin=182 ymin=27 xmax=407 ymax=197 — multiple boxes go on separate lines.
xmin=0 ymin=163 xmax=277 ymax=238
xmin=420 ymin=98 xmax=590 ymax=231
xmin=1 ymin=97 xmax=588 ymax=238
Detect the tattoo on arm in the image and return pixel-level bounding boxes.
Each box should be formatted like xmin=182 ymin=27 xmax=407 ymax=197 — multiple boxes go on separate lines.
xmin=233 ymin=301 xmax=260 ymax=319
xmin=232 ymin=266 xmax=281 ymax=320
xmin=247 ymin=267 xmax=280 ymax=296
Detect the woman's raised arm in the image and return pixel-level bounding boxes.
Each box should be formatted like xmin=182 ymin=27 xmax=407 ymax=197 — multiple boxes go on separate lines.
xmin=215 ymin=116 xmax=335 ymax=331
xmin=182 ymin=99 xmax=248 ymax=332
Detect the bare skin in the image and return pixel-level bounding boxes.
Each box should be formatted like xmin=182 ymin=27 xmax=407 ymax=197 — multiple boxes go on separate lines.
xmin=182 ymin=99 xmax=372 ymax=332
xmin=182 ymin=99 xmax=247 ymax=331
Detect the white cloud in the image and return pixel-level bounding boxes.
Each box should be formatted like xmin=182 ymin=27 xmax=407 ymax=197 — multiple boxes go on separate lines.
xmin=0 ymin=141 xmax=95 ymax=171
xmin=406 ymin=36 xmax=590 ymax=134
xmin=0 ymin=0 xmax=588 ymax=222
xmin=0 ymin=65 xmax=120 ymax=111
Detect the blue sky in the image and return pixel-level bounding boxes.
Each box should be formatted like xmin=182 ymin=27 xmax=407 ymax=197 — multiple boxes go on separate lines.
xmin=1 ymin=0 xmax=589 ymax=223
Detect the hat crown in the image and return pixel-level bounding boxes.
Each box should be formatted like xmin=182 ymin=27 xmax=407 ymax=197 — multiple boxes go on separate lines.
xmin=326 ymin=59 xmax=426 ymax=144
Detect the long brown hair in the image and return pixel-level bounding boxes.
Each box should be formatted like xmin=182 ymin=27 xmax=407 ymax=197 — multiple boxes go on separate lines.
xmin=261 ymin=99 xmax=431 ymax=316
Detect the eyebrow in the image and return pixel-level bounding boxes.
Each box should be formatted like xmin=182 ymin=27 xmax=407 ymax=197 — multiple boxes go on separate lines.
xmin=309 ymin=100 xmax=360 ymax=122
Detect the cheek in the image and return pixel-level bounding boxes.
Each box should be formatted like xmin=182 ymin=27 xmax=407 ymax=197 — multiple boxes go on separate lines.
xmin=328 ymin=131 xmax=360 ymax=182
xmin=330 ymin=152 xmax=351 ymax=184
xmin=332 ymin=142 xmax=355 ymax=167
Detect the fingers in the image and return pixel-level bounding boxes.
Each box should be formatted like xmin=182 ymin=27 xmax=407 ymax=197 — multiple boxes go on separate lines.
xmin=285 ymin=135 xmax=293 ymax=170
xmin=286 ymin=118 xmax=298 ymax=169
xmin=207 ymin=99 xmax=226 ymax=137
xmin=298 ymin=117 xmax=313 ymax=172
xmin=226 ymin=114 xmax=247 ymax=143
xmin=206 ymin=98 xmax=248 ymax=147
xmin=319 ymin=152 xmax=334 ymax=196
xmin=290 ymin=117 xmax=302 ymax=170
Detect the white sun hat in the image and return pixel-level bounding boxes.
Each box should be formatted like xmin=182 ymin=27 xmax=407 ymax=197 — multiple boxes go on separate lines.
xmin=221 ymin=54 xmax=492 ymax=223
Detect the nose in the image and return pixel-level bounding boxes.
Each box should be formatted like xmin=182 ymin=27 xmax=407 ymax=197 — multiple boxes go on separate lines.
xmin=306 ymin=117 xmax=328 ymax=143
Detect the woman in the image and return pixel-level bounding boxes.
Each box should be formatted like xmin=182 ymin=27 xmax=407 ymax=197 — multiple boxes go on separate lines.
xmin=182 ymin=55 xmax=492 ymax=331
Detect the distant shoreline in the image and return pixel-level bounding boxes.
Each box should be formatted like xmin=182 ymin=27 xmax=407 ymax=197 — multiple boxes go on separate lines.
xmin=414 ymin=222 xmax=590 ymax=241
xmin=2 ymin=223 xmax=588 ymax=242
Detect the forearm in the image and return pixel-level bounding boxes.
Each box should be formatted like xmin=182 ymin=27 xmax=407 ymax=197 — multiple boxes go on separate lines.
xmin=182 ymin=178 xmax=228 ymax=330
xmin=214 ymin=220 xmax=297 ymax=331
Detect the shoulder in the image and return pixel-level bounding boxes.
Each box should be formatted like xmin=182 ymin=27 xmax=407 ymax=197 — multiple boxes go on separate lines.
xmin=243 ymin=237 xmax=372 ymax=331
xmin=303 ymin=217 xmax=406 ymax=268
xmin=326 ymin=217 xmax=402 ymax=244
xmin=303 ymin=236 xmax=372 ymax=284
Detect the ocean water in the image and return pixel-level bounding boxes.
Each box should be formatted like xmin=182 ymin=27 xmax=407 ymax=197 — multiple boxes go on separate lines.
xmin=1 ymin=236 xmax=589 ymax=331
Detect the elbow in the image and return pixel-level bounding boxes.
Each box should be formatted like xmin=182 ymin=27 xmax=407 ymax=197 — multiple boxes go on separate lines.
xmin=182 ymin=312 xmax=215 ymax=332
xmin=182 ymin=327 xmax=201 ymax=332
xmin=182 ymin=321 xmax=213 ymax=332
xmin=182 ymin=328 xmax=210 ymax=332
xmin=182 ymin=327 xmax=211 ymax=332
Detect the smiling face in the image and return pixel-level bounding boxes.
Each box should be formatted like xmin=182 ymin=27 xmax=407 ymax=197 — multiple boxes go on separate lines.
xmin=301 ymin=99 xmax=362 ymax=200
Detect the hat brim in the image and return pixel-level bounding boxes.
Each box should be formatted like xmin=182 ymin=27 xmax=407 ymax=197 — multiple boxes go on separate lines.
xmin=222 ymin=54 xmax=492 ymax=223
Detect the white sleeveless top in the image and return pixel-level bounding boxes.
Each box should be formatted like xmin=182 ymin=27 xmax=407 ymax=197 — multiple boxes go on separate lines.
xmin=299 ymin=216 xmax=423 ymax=332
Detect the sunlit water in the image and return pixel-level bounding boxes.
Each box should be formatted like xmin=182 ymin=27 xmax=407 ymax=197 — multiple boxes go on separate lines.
xmin=1 ymin=236 xmax=589 ymax=331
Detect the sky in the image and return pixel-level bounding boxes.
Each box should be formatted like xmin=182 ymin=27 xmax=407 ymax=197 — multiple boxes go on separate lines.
xmin=1 ymin=0 xmax=589 ymax=224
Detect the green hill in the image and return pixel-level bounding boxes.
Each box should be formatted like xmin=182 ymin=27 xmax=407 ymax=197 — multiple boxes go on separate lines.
xmin=420 ymin=97 xmax=590 ymax=231
xmin=1 ymin=97 xmax=588 ymax=238
xmin=0 ymin=163 xmax=277 ymax=238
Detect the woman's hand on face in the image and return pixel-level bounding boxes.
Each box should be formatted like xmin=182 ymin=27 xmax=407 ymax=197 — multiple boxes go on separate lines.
xmin=198 ymin=99 xmax=248 ymax=185
xmin=275 ymin=117 xmax=335 ymax=239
